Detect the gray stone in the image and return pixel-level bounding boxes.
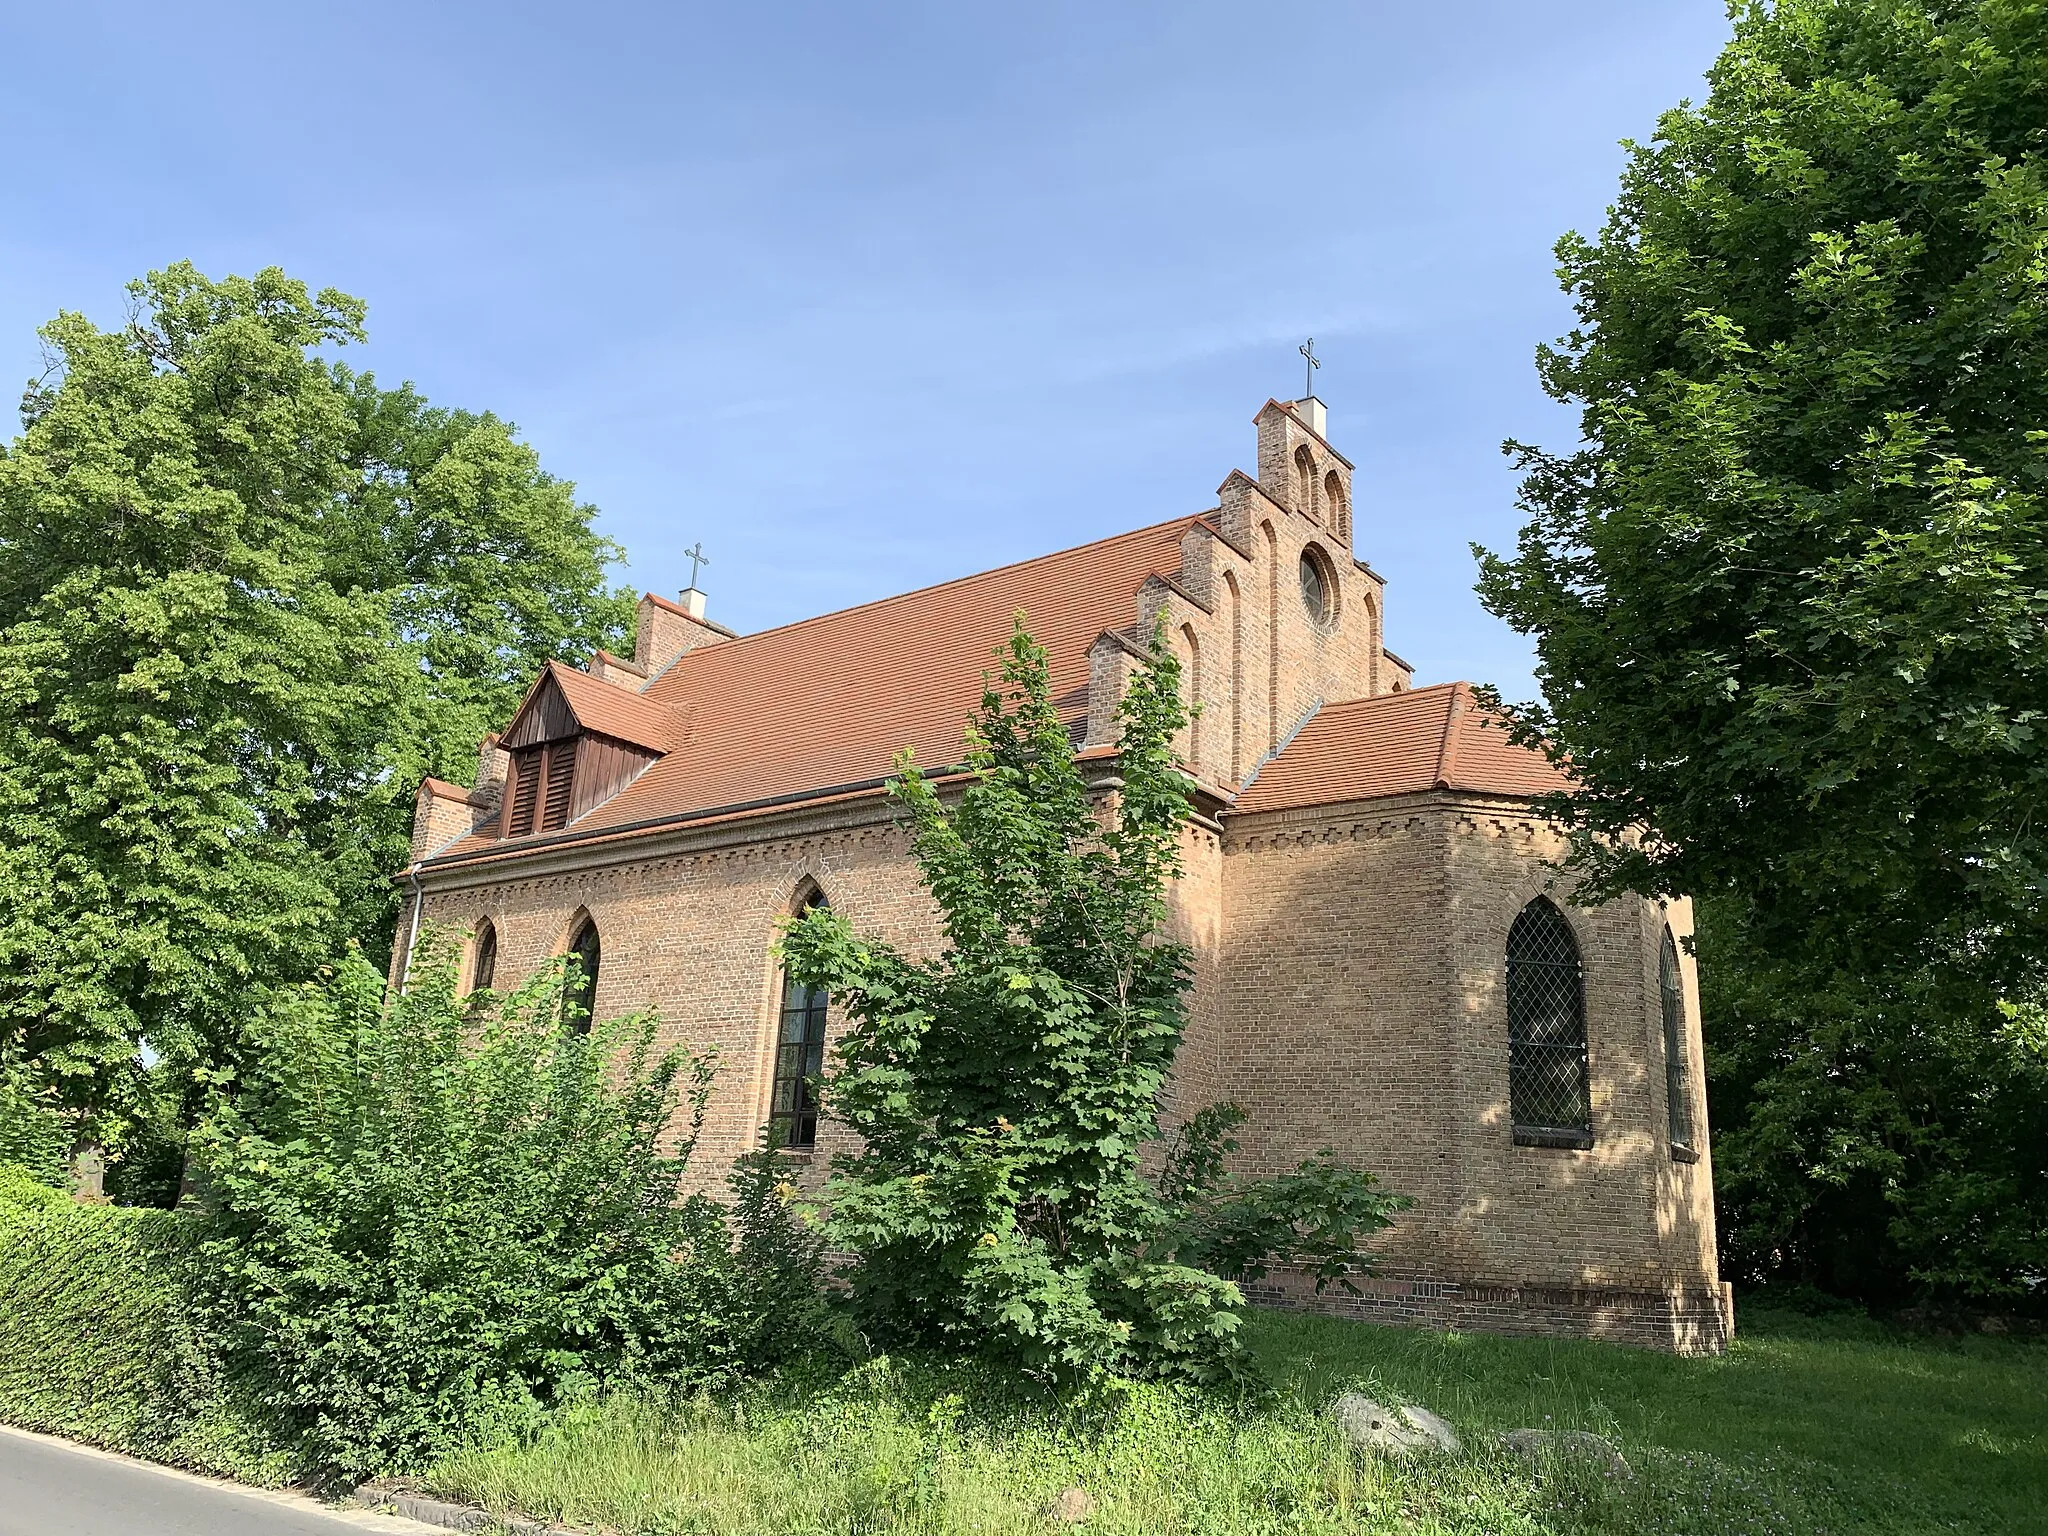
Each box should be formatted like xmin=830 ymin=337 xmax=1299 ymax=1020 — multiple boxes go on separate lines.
xmin=70 ymin=1145 xmax=104 ymax=1203
xmin=1396 ymin=1403 xmax=1463 ymax=1454
xmin=1499 ymin=1428 xmax=1632 ymax=1481
xmin=353 ymin=1481 xmax=569 ymax=1533
xmin=1330 ymin=1394 xmax=1462 ymax=1456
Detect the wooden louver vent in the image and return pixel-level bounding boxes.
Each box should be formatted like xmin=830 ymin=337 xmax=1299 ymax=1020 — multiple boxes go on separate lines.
xmin=506 ymin=750 xmax=543 ymax=837
xmin=496 ymin=668 xmax=667 ymax=843
xmin=504 ymin=738 xmax=579 ymax=838
xmin=541 ymin=737 xmax=577 ymax=831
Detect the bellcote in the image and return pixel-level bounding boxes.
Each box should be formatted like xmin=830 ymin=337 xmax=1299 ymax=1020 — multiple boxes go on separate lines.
xmin=1255 ymin=397 xmax=1354 ymax=548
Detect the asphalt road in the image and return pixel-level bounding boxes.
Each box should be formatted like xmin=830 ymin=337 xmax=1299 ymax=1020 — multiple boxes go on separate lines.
xmin=0 ymin=1426 xmax=438 ymax=1536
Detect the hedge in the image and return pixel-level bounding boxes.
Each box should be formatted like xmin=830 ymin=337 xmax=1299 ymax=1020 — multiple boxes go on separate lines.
xmin=0 ymin=1164 xmax=288 ymax=1482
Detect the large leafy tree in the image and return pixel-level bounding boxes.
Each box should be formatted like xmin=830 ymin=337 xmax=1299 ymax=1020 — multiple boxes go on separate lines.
xmin=0 ymin=263 xmax=630 ymax=1128
xmin=1477 ymin=1 xmax=2048 ymax=1299
xmin=782 ymin=622 xmax=1405 ymax=1381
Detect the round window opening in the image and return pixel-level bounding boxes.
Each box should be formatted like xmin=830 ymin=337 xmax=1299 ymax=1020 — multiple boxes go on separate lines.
xmin=1300 ymin=548 xmax=1337 ymax=628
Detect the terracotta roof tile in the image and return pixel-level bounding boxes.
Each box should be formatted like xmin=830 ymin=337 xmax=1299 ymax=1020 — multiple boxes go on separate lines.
xmin=429 ymin=518 xmax=1196 ymax=861
xmin=428 ymin=521 xmax=1569 ymax=869
xmin=542 ymin=662 xmax=680 ymax=752
xmin=1231 ymin=683 xmax=1569 ymax=814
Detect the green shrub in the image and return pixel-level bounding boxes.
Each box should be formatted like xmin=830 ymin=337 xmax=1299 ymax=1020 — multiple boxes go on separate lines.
xmin=195 ymin=941 xmax=824 ymax=1477
xmin=0 ymin=1161 xmax=69 ymax=1218
xmin=0 ymin=1167 xmax=284 ymax=1480
xmin=784 ymin=622 xmax=1406 ymax=1386
xmin=0 ymin=1067 xmax=71 ymax=1187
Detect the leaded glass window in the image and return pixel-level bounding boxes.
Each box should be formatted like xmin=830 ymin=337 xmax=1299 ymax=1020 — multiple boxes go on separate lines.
xmin=1506 ymin=897 xmax=1592 ymax=1148
xmin=770 ymin=892 xmax=829 ymax=1150
xmin=470 ymin=919 xmax=497 ymax=994
xmin=562 ymin=917 xmax=599 ymax=1034
xmin=1661 ymin=927 xmax=1697 ymax=1158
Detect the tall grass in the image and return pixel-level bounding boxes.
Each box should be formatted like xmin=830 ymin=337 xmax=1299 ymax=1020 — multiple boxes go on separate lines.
xmin=423 ymin=1307 xmax=2046 ymax=1535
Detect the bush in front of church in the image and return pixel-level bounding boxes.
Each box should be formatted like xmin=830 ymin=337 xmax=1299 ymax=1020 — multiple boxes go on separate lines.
xmin=782 ymin=621 xmax=1406 ymax=1385
xmin=189 ymin=938 xmax=824 ymax=1478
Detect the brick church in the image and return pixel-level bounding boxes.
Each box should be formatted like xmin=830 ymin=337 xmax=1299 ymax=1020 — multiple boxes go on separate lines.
xmin=398 ymin=395 xmax=1732 ymax=1353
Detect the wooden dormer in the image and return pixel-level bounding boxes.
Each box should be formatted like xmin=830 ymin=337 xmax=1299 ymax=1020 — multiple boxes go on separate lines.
xmin=497 ymin=663 xmax=677 ymax=838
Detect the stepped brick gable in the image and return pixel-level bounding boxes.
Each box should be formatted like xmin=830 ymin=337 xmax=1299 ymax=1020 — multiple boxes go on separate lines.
xmin=397 ymin=396 xmax=1731 ymax=1354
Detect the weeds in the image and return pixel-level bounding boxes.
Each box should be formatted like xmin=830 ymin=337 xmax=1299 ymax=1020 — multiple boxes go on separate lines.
xmin=423 ymin=1307 xmax=2047 ymax=1535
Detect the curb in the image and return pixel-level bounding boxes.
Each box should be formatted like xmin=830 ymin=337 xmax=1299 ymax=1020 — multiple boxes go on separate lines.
xmin=354 ymin=1483 xmax=585 ymax=1535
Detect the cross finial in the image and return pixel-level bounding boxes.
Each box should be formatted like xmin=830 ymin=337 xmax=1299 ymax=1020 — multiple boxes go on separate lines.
xmin=683 ymin=541 xmax=710 ymax=589
xmin=1299 ymin=337 xmax=1320 ymax=400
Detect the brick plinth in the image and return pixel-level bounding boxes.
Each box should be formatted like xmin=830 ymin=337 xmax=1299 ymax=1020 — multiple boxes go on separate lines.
xmin=1245 ymin=1266 xmax=1736 ymax=1355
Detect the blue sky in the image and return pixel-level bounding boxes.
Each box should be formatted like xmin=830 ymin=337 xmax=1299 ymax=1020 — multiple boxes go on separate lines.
xmin=1 ymin=1 xmax=1731 ymax=702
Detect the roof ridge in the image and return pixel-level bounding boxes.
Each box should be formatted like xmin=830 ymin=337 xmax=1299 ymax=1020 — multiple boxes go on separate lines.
xmin=550 ymin=657 xmax=654 ymax=697
xmin=1316 ymin=680 xmax=1460 ymax=714
xmin=644 ymin=515 xmax=1202 ymax=690
xmin=1431 ymin=682 xmax=1470 ymax=790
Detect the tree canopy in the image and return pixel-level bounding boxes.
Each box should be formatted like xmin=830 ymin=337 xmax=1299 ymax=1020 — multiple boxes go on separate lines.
xmin=1478 ymin=0 xmax=2048 ymax=1300
xmin=0 ymin=263 xmax=630 ymax=1127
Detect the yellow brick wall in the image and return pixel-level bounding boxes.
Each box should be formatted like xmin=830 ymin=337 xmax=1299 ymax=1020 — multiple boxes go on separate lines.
xmin=403 ymin=796 xmax=935 ymax=1190
xmin=400 ymin=779 xmax=1728 ymax=1351
xmin=1206 ymin=791 xmax=1728 ymax=1351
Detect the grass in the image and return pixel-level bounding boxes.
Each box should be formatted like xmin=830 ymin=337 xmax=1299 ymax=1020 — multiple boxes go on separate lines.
xmin=420 ymin=1306 xmax=2048 ymax=1536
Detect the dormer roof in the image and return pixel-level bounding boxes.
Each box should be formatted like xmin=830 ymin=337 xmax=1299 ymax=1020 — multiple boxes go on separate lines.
xmin=500 ymin=662 xmax=681 ymax=753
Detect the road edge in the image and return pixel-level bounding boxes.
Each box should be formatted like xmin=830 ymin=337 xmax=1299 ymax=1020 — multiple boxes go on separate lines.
xmin=0 ymin=1419 xmax=451 ymax=1532
xmin=353 ymin=1482 xmax=584 ymax=1535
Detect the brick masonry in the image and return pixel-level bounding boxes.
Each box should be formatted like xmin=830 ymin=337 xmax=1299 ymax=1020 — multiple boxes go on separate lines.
xmin=397 ymin=397 xmax=1729 ymax=1355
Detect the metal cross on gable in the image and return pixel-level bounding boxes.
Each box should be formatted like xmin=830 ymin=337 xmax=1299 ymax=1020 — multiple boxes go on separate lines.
xmin=684 ymin=541 xmax=711 ymax=589
xmin=1299 ymin=337 xmax=1321 ymax=400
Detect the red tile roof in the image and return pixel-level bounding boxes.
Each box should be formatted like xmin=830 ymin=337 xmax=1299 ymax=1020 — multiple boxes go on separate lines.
xmin=542 ymin=662 xmax=681 ymax=752
xmin=428 ymin=530 xmax=1567 ymax=870
xmin=1232 ymin=683 xmax=1569 ymax=814
xmin=433 ymin=518 xmax=1196 ymax=861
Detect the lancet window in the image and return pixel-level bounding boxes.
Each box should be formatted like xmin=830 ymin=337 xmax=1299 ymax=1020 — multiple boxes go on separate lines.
xmin=770 ymin=890 xmax=830 ymax=1150
xmin=1505 ymin=897 xmax=1592 ymax=1148
xmin=470 ymin=919 xmax=498 ymax=994
xmin=1661 ymin=927 xmax=1697 ymax=1158
xmin=562 ymin=916 xmax=600 ymax=1034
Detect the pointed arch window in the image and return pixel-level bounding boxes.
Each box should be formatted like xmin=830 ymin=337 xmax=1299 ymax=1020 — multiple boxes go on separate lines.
xmin=770 ymin=890 xmax=830 ymax=1150
xmin=562 ymin=917 xmax=600 ymax=1034
xmin=1506 ymin=897 xmax=1592 ymax=1148
xmin=470 ymin=919 xmax=498 ymax=994
xmin=1661 ymin=927 xmax=1698 ymax=1160
xmin=1293 ymin=445 xmax=1317 ymax=519
xmin=1324 ymin=469 xmax=1349 ymax=543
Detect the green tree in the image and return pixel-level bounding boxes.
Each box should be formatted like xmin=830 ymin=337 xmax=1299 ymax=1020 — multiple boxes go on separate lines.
xmin=195 ymin=938 xmax=822 ymax=1476
xmin=781 ymin=622 xmax=1405 ymax=1382
xmin=1698 ymin=892 xmax=2048 ymax=1305
xmin=0 ymin=263 xmax=630 ymax=1136
xmin=315 ymin=371 xmax=635 ymax=947
xmin=1476 ymin=1 xmax=2048 ymax=1299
